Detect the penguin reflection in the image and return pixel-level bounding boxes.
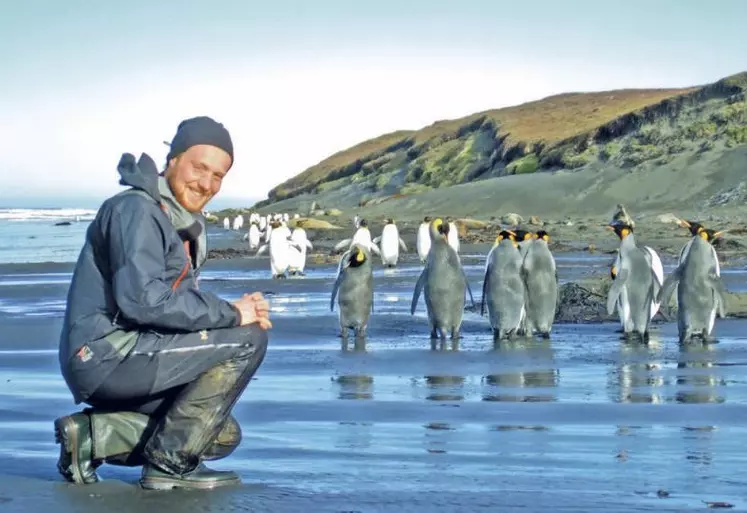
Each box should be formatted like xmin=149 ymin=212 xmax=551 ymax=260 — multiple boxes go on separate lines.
xmin=333 ymin=374 xmax=374 ymax=400
xmin=482 ymin=339 xmax=558 ymax=402
xmin=675 ymin=344 xmax=724 ymax=404
xmin=424 ymin=375 xmax=466 ymax=401
xmin=610 ymin=337 xmax=666 ymax=404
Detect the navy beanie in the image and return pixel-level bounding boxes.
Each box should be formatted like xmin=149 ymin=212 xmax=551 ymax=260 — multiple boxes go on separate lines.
xmin=166 ymin=116 xmax=234 ymax=165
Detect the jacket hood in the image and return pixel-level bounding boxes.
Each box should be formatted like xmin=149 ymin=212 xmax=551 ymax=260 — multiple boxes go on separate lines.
xmin=116 ymin=152 xmax=161 ymax=201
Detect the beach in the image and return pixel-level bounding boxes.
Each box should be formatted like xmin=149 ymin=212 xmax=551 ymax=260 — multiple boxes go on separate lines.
xmin=1 ymin=214 xmax=746 ymax=512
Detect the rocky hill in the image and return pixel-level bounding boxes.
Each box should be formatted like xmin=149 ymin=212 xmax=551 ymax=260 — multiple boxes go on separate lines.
xmin=249 ymin=71 xmax=746 ymax=220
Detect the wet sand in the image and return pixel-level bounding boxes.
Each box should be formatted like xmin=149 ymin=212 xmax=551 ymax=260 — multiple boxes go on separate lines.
xmin=1 ymin=246 xmax=747 ymax=512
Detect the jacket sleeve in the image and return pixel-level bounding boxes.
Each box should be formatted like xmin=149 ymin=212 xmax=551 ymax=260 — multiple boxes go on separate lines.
xmin=107 ymin=198 xmax=241 ymax=332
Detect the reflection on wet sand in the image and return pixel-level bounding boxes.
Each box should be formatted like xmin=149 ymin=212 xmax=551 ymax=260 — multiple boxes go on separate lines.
xmin=676 ymin=343 xmax=725 ymax=404
xmin=424 ymin=375 xmax=465 ymax=401
xmin=333 ymin=375 xmax=374 ymax=400
xmin=609 ymin=337 xmax=666 ymax=404
xmin=482 ymin=339 xmax=558 ymax=402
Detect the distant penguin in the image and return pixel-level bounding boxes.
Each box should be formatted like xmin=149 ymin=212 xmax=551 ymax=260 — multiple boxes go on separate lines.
xmin=256 ymin=221 xmax=299 ymax=279
xmin=283 ymin=213 xmax=289 ymax=223
xmin=232 ymin=214 xmax=244 ymax=231
xmin=333 ymin=219 xmax=381 ymax=256
xmin=293 ymin=213 xmax=300 ymax=219
xmin=520 ymin=230 xmax=558 ymax=338
xmin=374 ymin=218 xmax=408 ymax=267
xmin=288 ymin=227 xmax=314 ymax=276
xmin=659 ymin=225 xmax=727 ymax=343
xmin=605 ymin=222 xmax=661 ymax=341
xmin=223 ymin=217 xmax=230 ymax=230
xmin=331 ymin=243 xmax=374 ymax=350
xmin=353 ymin=214 xmax=361 ymax=229
xmin=259 ymin=216 xmax=268 ymax=232
xmin=445 ymin=216 xmax=460 ymax=254
xmin=481 ymin=230 xmax=526 ymax=341
xmin=416 ymin=216 xmax=432 ymax=263
xmin=411 ymin=218 xmax=475 ymax=346
xmin=243 ymin=222 xmax=261 ymax=250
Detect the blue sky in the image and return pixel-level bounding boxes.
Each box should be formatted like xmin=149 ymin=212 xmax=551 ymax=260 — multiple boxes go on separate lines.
xmin=1 ymin=0 xmax=745 ymax=208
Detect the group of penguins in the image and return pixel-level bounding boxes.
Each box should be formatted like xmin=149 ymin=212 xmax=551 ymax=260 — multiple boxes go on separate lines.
xmin=232 ymin=209 xmax=729 ymax=348
xmin=330 ymin=212 xmax=730 ymax=349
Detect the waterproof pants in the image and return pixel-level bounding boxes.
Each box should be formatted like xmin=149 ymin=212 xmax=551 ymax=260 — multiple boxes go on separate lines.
xmin=84 ymin=323 xmax=268 ymax=475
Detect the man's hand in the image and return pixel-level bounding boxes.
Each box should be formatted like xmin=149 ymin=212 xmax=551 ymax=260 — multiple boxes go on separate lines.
xmin=233 ymin=292 xmax=272 ymax=329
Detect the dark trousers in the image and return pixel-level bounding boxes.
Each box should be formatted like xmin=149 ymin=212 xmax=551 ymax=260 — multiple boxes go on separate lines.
xmin=85 ymin=323 xmax=268 ymax=474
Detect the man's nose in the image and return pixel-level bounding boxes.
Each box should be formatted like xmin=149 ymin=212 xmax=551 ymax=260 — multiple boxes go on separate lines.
xmin=198 ymin=173 xmax=212 ymax=191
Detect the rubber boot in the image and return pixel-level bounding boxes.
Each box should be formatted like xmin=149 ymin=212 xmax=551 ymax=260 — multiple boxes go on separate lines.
xmin=54 ymin=411 xmax=243 ymax=484
xmin=54 ymin=412 xmax=101 ymax=484
xmin=141 ymin=335 xmax=268 ymax=490
xmin=91 ymin=411 xmax=243 ymax=465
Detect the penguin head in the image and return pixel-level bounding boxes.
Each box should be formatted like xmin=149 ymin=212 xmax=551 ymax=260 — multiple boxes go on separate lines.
xmin=700 ymin=228 xmax=723 ymax=243
xmin=678 ymin=219 xmax=705 ymax=237
xmin=534 ymin=230 xmax=550 ymax=242
xmin=359 ymin=219 xmax=368 ymax=228
xmin=348 ymin=244 xmax=367 ymax=267
xmin=385 ymin=218 xmax=394 ymax=225
xmin=423 ymin=216 xmax=431 ymax=223
xmin=270 ymin=220 xmax=282 ymax=229
xmin=496 ymin=230 xmax=518 ymax=248
xmin=606 ymin=222 xmax=633 ymax=240
xmin=512 ymin=229 xmax=532 ymax=242
xmin=430 ymin=218 xmax=449 ymax=240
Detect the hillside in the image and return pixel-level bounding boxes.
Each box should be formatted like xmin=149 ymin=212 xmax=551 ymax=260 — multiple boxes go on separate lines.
xmin=252 ymin=71 xmax=746 ymax=217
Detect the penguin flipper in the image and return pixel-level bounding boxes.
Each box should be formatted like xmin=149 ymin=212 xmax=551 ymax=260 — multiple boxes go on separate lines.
xmin=306 ymin=240 xmax=314 ymax=250
xmin=330 ymin=270 xmax=345 ymax=312
xmin=708 ymin=270 xmax=728 ymax=318
xmin=399 ymin=239 xmax=408 ymax=252
xmin=256 ymin=244 xmax=268 ymax=256
xmin=606 ymin=268 xmax=629 ymax=316
xmin=657 ymin=266 xmax=681 ymax=314
xmin=334 ymin=239 xmax=352 ymax=252
xmin=370 ymin=242 xmax=381 ymax=256
xmin=373 ymin=236 xmax=381 ymax=244
xmin=411 ymin=269 xmax=427 ymax=315
xmin=480 ymin=266 xmax=490 ymax=317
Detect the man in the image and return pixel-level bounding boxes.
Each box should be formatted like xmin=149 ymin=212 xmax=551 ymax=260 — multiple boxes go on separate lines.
xmin=54 ymin=116 xmax=271 ymax=491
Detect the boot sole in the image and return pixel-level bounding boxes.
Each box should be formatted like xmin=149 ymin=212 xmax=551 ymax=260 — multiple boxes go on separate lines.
xmin=54 ymin=417 xmax=83 ymax=484
xmin=139 ymin=476 xmax=241 ymax=491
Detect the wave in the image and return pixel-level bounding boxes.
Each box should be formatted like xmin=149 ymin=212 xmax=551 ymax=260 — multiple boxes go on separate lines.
xmin=0 ymin=208 xmax=98 ymax=222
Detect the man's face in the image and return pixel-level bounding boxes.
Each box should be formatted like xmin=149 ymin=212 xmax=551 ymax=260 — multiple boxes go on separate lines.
xmin=165 ymin=144 xmax=232 ymax=213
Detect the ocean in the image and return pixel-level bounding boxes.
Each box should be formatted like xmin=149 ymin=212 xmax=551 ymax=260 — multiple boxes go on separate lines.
xmin=0 ymin=208 xmax=97 ymax=265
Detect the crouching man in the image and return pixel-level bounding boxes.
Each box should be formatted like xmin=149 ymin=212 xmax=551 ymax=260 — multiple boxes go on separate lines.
xmin=55 ymin=116 xmax=271 ymax=490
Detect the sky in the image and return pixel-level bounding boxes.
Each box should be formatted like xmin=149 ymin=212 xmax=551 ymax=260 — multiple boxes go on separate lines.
xmin=0 ymin=0 xmax=745 ymax=209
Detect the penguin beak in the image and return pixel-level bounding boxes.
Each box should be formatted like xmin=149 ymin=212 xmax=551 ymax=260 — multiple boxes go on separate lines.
xmin=611 ymin=264 xmax=617 ymax=279
xmin=678 ymin=219 xmax=691 ymax=229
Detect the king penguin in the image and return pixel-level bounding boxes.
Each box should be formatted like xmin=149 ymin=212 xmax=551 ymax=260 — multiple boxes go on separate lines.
xmin=288 ymin=227 xmax=314 ymax=276
xmin=333 ymin=219 xmax=381 ymax=256
xmin=658 ymin=224 xmax=728 ymax=343
xmin=256 ymin=220 xmax=299 ymax=279
xmin=608 ymin=220 xmax=664 ymax=322
xmin=243 ymin=221 xmax=261 ymax=250
xmin=605 ymin=221 xmax=661 ymax=342
xmin=411 ymin=218 xmax=475 ymax=349
xmin=520 ymin=230 xmax=558 ymax=338
xmin=416 ymin=216 xmax=432 ymax=263
xmin=481 ymin=230 xmax=526 ymax=341
xmin=374 ymin=218 xmax=408 ymax=267
xmin=331 ymin=243 xmax=374 ymax=350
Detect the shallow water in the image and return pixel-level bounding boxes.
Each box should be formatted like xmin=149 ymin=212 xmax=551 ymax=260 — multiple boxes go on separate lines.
xmin=0 ymin=255 xmax=746 ymax=512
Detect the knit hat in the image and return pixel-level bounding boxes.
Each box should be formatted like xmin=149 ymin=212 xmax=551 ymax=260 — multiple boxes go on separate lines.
xmin=166 ymin=116 xmax=234 ymax=165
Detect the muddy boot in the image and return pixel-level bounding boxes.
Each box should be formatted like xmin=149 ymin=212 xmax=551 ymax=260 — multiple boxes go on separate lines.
xmin=141 ymin=334 xmax=267 ymax=490
xmin=89 ymin=411 xmax=243 ymax=466
xmin=54 ymin=412 xmax=100 ymax=484
xmin=140 ymin=462 xmax=240 ymax=490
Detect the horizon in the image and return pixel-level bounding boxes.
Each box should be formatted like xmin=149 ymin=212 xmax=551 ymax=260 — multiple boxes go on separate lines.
xmin=1 ymin=0 xmax=746 ymax=206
